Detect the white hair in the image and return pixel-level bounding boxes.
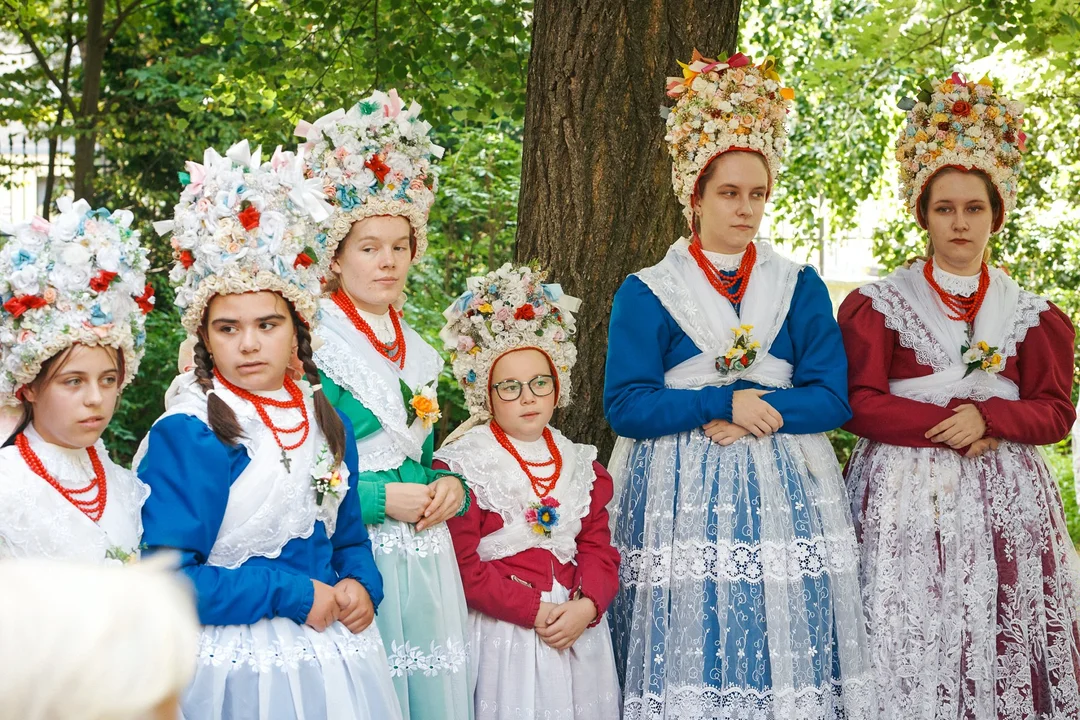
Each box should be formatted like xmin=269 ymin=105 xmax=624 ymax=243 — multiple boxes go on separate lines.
xmin=0 ymin=556 xmax=199 ymax=720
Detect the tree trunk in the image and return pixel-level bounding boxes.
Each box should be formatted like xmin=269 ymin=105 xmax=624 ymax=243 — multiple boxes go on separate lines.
xmin=73 ymin=0 xmax=106 ymax=200
xmin=515 ymin=1 xmax=742 ymax=461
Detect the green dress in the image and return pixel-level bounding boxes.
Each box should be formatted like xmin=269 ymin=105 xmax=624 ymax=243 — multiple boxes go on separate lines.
xmin=315 ymin=299 xmax=473 ymax=720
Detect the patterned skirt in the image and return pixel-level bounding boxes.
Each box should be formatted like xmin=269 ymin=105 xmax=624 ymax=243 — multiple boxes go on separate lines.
xmin=846 ymin=439 xmax=1080 ymax=720
xmin=610 ymin=430 xmax=875 ymax=720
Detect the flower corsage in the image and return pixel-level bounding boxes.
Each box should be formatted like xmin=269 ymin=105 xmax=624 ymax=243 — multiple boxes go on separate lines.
xmin=311 ymin=443 xmax=345 ymax=506
xmin=105 ymin=543 xmax=146 ymax=564
xmin=716 ymin=324 xmax=761 ymax=375
xmin=402 ymin=380 xmax=442 ymax=430
xmin=525 ymin=497 xmax=560 ymax=536
xmin=961 ymin=340 xmax=1003 ymax=377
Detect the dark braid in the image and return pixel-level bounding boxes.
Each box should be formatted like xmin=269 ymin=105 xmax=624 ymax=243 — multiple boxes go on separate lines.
xmin=293 ymin=311 xmax=346 ymax=465
xmin=193 ymin=334 xmax=245 ymax=446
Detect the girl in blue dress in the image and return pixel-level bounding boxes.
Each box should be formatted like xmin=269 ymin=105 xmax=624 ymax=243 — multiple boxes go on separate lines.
xmin=604 ymin=51 xmax=874 ymax=719
xmin=135 ymin=141 xmax=401 ymax=720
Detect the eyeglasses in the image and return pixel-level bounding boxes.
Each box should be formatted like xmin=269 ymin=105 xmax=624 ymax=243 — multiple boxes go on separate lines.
xmin=490 ymin=374 xmax=557 ymax=402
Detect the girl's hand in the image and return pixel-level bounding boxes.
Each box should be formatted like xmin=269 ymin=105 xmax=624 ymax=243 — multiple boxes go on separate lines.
xmin=703 ymin=419 xmax=752 ymax=446
xmin=732 ymin=389 xmax=783 ymax=438
xmin=384 ymin=482 xmax=434 ymax=524
xmin=533 ymin=601 xmax=559 ymax=629
xmin=416 ymin=476 xmax=466 ymax=532
xmin=926 ymin=404 xmax=987 ymax=448
xmin=306 ymin=580 xmax=341 ymax=632
xmin=334 ymin=578 xmax=375 ymax=634
xmin=964 ymin=437 xmax=1000 ymax=458
xmin=535 ymin=598 xmax=597 ymax=650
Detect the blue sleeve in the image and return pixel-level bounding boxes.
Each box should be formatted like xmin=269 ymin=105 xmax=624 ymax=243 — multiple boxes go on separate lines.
xmin=759 ymin=268 xmax=852 ymax=434
xmin=603 ymin=275 xmax=735 ymax=439
xmin=330 ymin=412 xmax=385 ymax=609
xmin=138 ymin=414 xmax=315 ymax=626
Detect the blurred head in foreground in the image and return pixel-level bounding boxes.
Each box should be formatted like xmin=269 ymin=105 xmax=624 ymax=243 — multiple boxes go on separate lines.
xmin=0 ymin=556 xmax=198 ymax=720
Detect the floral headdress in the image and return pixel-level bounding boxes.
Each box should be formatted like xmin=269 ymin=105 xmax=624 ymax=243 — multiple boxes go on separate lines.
xmin=896 ymin=72 xmax=1026 ymax=233
xmin=155 ymin=140 xmax=334 ymax=334
xmin=440 ymin=264 xmax=580 ymax=422
xmin=665 ymin=50 xmax=794 ymax=227
xmin=0 ymin=197 xmax=153 ymax=406
xmin=295 ymin=89 xmax=444 ymax=262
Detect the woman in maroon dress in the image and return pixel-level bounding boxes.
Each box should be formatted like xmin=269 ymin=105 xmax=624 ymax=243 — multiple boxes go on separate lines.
xmin=839 ymin=73 xmax=1080 ymax=719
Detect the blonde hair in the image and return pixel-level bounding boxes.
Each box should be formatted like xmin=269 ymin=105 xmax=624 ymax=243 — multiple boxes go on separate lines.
xmin=0 ymin=556 xmax=199 ymax=720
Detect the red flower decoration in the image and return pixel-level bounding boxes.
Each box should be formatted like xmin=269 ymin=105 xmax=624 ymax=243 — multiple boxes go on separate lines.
xmin=514 ymin=304 xmax=536 ymax=320
xmin=952 ymin=101 xmax=971 ymax=117
xmin=540 ymin=497 xmax=560 ymax=508
xmin=89 ymin=270 xmax=118 ymax=292
xmin=179 ymin=250 xmax=195 ymax=269
xmin=3 ymin=295 xmax=47 ymax=318
xmin=1017 ymin=131 xmax=1027 ymax=151
xmin=938 ymin=122 xmax=951 ymax=131
xmin=365 ymin=154 xmax=392 ymax=184
xmin=726 ymin=52 xmax=752 ymax=68
xmin=294 ymin=252 xmax=314 ymax=269
xmin=1003 ymin=131 xmax=1016 ymax=143
xmin=135 ymin=284 xmax=155 ymax=315
xmin=740 ymin=355 xmax=750 ymax=367
xmin=237 ymin=204 xmax=261 ymax=231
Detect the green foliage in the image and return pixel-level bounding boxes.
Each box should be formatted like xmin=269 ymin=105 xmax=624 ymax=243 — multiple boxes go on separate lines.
xmin=1042 ymin=441 xmax=1080 ymax=548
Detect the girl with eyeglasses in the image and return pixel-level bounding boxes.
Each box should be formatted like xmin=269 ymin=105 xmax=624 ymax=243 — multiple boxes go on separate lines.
xmin=433 ymin=264 xmax=622 ymax=720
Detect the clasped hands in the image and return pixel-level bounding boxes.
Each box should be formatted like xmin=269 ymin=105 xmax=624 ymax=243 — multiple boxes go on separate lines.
xmin=385 ymin=475 xmax=465 ymax=531
xmin=305 ymin=578 xmax=374 ymax=633
xmin=533 ymin=597 xmax=598 ymax=651
xmin=925 ymin=403 xmax=998 ymax=457
xmin=703 ymin=389 xmax=783 ymax=445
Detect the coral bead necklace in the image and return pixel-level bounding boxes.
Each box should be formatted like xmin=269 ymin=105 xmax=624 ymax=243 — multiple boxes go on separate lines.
xmin=17 ymin=433 xmax=107 ymax=522
xmin=490 ymin=421 xmax=562 ymax=498
xmin=213 ymin=369 xmax=309 ymax=471
xmin=331 ymin=289 xmax=406 ymax=369
xmin=688 ymin=238 xmax=756 ymax=306
xmin=923 ymin=257 xmax=990 ymax=325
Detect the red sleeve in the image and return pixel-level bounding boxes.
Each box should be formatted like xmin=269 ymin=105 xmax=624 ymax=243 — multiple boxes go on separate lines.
xmin=572 ymin=461 xmax=621 ymax=627
xmin=435 ymin=460 xmax=542 ymax=629
xmin=838 ymin=289 xmax=957 ymax=446
xmin=976 ymin=303 xmax=1077 ymax=445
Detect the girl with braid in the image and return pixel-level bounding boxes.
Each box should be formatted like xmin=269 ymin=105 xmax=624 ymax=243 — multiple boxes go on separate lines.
xmin=135 ymin=141 xmax=402 ymax=720
xmin=297 ymin=91 xmax=472 ymax=720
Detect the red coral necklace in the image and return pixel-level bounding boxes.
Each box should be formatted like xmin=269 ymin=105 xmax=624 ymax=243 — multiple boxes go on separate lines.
xmin=331 ymin=289 xmax=406 ymax=369
xmin=688 ymin=238 xmax=756 ymax=306
xmin=17 ymin=433 xmax=107 ymax=522
xmin=490 ymin=421 xmax=562 ymax=498
xmin=923 ymin=258 xmax=989 ymax=325
xmin=213 ymin=369 xmax=309 ymax=471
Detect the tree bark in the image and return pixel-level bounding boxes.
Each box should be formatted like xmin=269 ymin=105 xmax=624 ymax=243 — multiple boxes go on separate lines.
xmin=73 ymin=0 xmax=106 ymax=199
xmin=516 ymin=1 xmax=742 ymax=461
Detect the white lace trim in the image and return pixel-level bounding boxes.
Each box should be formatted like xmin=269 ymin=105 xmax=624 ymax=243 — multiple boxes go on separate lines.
xmin=845 ymin=439 xmax=1080 ymax=719
xmin=635 ymin=239 xmax=802 ymax=386
xmin=0 ymin=428 xmax=149 ymax=563
xmin=355 ymin=306 xmax=397 ymax=343
xmin=619 ymin=532 xmax=860 ymax=586
xmin=623 ymin=679 xmax=876 ymax=720
xmin=196 ymin=625 xmax=383 ymax=672
xmin=370 ymin=521 xmax=452 ymax=558
xmin=932 ymin=264 xmax=980 ymax=296
xmin=385 ymin=638 xmax=468 ymax=678
xmin=136 ymin=372 xmax=349 ymax=569
xmin=860 ymin=263 xmax=1048 ymax=384
xmin=315 ymin=299 xmax=442 ymax=471
xmin=433 ymin=424 xmax=596 ymax=565
xmin=702 ymin=248 xmax=745 ymax=270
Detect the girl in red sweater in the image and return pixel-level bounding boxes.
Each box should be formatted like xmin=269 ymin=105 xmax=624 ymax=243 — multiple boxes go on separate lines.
xmin=433 ymin=264 xmax=621 ymax=719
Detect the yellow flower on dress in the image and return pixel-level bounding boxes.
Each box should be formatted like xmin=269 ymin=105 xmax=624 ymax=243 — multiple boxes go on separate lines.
xmin=409 ymin=383 xmax=442 ymax=430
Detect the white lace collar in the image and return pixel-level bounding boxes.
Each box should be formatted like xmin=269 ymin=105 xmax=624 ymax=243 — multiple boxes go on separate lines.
xmin=932 ymin=263 xmax=980 ymax=297
xmin=702 ymin=247 xmax=746 ymax=270
xmin=23 ymin=423 xmax=102 ymax=489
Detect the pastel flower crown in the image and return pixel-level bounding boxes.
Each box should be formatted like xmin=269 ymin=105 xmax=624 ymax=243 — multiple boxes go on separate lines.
xmin=896 ymin=72 xmax=1026 ymax=232
xmin=296 ymin=89 xmax=444 ymax=261
xmin=665 ymin=50 xmax=794 ymax=227
xmin=440 ymin=264 xmax=580 ymax=421
xmin=0 ymin=197 xmax=153 ymax=406
xmin=155 ymin=140 xmax=333 ymax=333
